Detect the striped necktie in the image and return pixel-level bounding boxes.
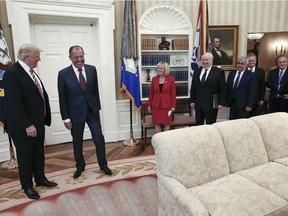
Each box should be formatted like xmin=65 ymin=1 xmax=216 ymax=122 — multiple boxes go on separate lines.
xmin=30 ymin=69 xmax=44 ymax=99
xmin=233 ymin=72 xmax=240 ymax=89
xmin=30 ymin=69 xmax=46 ymax=114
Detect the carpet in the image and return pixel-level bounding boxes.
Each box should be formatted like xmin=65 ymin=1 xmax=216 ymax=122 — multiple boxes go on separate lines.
xmin=0 ymin=155 xmax=157 ymax=216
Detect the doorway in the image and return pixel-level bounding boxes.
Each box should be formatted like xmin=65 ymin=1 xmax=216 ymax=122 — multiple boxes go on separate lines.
xmin=31 ymin=17 xmax=97 ymax=145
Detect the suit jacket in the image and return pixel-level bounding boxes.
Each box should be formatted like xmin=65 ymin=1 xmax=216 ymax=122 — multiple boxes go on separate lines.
xmin=148 ymin=75 xmax=176 ymax=109
xmin=211 ymin=48 xmax=232 ymax=65
xmin=3 ymin=61 xmax=51 ymax=137
xmin=190 ymin=66 xmax=226 ymax=112
xmin=266 ymin=68 xmax=288 ymax=105
xmin=227 ymin=69 xmax=256 ymax=109
xmin=58 ymin=64 xmax=101 ymax=123
xmin=253 ymin=67 xmax=266 ymax=104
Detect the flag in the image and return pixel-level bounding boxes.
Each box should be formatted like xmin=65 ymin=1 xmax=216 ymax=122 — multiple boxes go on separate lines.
xmin=120 ymin=0 xmax=141 ymax=111
xmin=0 ymin=29 xmax=11 ymax=66
xmin=189 ymin=0 xmax=210 ymax=89
xmin=0 ymin=26 xmax=12 ymax=127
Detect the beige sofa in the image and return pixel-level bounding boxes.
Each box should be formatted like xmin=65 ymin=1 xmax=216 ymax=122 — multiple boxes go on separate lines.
xmin=152 ymin=112 xmax=288 ymax=216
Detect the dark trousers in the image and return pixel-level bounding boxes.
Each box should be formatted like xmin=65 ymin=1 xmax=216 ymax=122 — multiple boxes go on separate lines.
xmin=12 ymin=133 xmax=46 ymax=190
xmin=229 ymin=100 xmax=251 ymax=120
xmin=195 ymin=109 xmax=218 ymax=125
xmin=270 ymin=98 xmax=288 ymax=113
xmin=71 ymin=109 xmax=107 ymax=170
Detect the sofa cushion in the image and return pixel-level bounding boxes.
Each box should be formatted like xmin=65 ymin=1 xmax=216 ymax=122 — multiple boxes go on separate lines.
xmin=157 ymin=173 xmax=210 ymax=216
xmin=250 ymin=112 xmax=288 ymax=161
xmin=274 ymin=157 xmax=288 ymax=166
xmin=214 ymin=119 xmax=269 ymax=173
xmin=152 ymin=125 xmax=229 ymax=188
xmin=236 ymin=162 xmax=288 ymax=200
xmin=190 ymin=174 xmax=287 ymax=216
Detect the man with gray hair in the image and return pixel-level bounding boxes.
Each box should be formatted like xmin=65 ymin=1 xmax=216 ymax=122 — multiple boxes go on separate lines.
xmin=4 ymin=43 xmax=57 ymax=200
xmin=190 ymin=52 xmax=226 ymax=125
xmin=227 ymin=56 xmax=256 ymax=119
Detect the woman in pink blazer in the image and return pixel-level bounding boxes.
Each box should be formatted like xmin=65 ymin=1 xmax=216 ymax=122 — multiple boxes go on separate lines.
xmin=148 ymin=61 xmax=176 ymax=132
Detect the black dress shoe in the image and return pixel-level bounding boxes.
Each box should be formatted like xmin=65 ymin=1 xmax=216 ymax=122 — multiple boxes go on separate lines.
xmin=73 ymin=168 xmax=85 ymax=179
xmin=36 ymin=180 xmax=58 ymax=187
xmin=101 ymin=166 xmax=113 ymax=175
xmin=24 ymin=188 xmax=40 ymax=200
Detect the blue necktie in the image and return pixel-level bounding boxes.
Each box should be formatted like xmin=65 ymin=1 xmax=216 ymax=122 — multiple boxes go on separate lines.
xmin=233 ymin=72 xmax=240 ymax=89
xmin=278 ymin=70 xmax=284 ymax=86
xmin=277 ymin=70 xmax=284 ymax=98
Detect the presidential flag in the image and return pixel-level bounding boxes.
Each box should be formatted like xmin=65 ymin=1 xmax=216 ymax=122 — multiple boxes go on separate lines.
xmin=120 ymin=0 xmax=141 ymax=111
xmin=189 ymin=0 xmax=210 ymax=89
xmin=0 ymin=26 xmax=12 ymax=127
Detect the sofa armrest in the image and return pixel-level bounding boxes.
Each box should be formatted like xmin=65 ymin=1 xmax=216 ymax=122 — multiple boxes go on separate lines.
xmin=157 ymin=173 xmax=209 ymax=216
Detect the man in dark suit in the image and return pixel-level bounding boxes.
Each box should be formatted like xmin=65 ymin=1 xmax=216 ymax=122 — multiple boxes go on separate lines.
xmin=190 ymin=52 xmax=226 ymax=125
xmin=211 ymin=37 xmax=232 ymax=65
xmin=227 ymin=56 xmax=257 ymax=119
xmin=247 ymin=54 xmax=266 ymax=116
xmin=266 ymin=55 xmax=288 ymax=113
xmin=58 ymin=45 xmax=112 ymax=179
xmin=3 ymin=44 xmax=57 ymax=200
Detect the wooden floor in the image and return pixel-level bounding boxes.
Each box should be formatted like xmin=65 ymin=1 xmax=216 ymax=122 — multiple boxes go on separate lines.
xmin=0 ymin=139 xmax=154 ymax=184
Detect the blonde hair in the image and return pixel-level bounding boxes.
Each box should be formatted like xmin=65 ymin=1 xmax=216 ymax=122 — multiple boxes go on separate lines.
xmin=17 ymin=43 xmax=42 ymax=61
xmin=157 ymin=61 xmax=170 ymax=76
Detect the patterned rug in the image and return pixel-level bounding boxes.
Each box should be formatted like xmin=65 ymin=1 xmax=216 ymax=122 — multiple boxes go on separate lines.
xmin=0 ymin=155 xmax=157 ymax=215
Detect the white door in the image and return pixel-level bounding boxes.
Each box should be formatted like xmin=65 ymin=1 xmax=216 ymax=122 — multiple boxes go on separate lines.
xmin=32 ymin=21 xmax=96 ymax=145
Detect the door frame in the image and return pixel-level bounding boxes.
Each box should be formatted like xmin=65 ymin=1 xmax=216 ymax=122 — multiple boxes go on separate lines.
xmin=31 ymin=18 xmax=99 ymax=145
xmin=5 ymin=0 xmax=118 ymax=142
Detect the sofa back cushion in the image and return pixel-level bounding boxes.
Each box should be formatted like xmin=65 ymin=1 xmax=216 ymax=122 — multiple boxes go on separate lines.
xmin=152 ymin=125 xmax=229 ymax=188
xmin=251 ymin=112 xmax=288 ymax=161
xmin=214 ymin=119 xmax=269 ymax=173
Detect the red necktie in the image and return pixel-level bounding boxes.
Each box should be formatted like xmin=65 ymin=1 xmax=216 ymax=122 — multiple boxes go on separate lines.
xmin=78 ymin=68 xmax=86 ymax=91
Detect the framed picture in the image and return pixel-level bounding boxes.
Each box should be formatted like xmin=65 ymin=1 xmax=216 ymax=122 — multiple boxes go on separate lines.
xmin=209 ymin=25 xmax=239 ymax=70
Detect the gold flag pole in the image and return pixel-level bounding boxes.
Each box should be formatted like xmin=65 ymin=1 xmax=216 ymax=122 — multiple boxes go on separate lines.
xmin=123 ymin=99 xmax=140 ymax=146
xmin=1 ymin=135 xmax=18 ymax=170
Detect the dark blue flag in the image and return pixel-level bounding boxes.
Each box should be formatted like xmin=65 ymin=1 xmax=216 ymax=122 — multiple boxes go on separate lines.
xmin=120 ymin=0 xmax=141 ymax=110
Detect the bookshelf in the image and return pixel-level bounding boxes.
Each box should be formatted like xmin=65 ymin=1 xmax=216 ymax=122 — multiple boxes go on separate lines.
xmin=138 ymin=4 xmax=192 ymax=101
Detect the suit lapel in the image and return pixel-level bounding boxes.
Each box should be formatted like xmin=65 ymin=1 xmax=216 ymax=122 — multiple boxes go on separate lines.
xmin=195 ymin=67 xmax=202 ymax=84
xmin=280 ymin=69 xmax=288 ymax=84
xmin=206 ymin=67 xmax=215 ymax=82
xmin=154 ymin=76 xmax=160 ymax=92
xmin=67 ymin=65 xmax=82 ymax=89
xmin=230 ymin=71 xmax=237 ymax=87
xmin=238 ymin=70 xmax=249 ymax=88
xmin=16 ymin=62 xmax=43 ymax=97
xmin=84 ymin=66 xmax=91 ymax=89
xmin=162 ymin=76 xmax=169 ymax=91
